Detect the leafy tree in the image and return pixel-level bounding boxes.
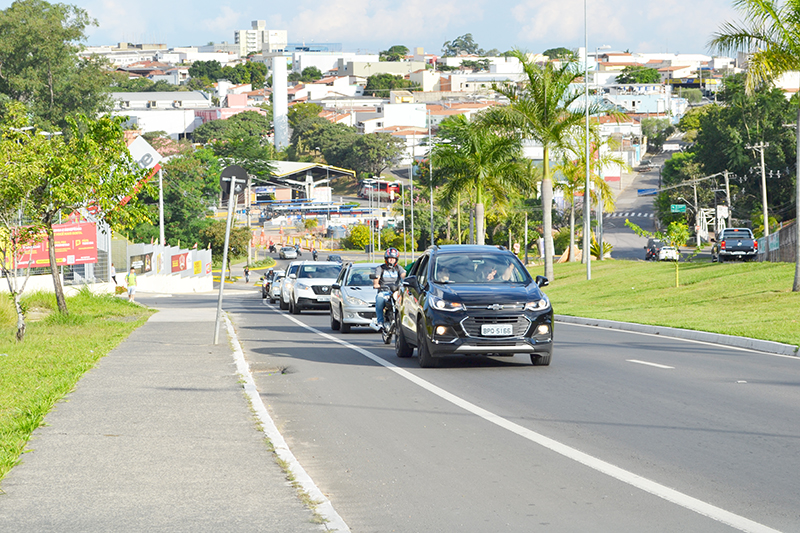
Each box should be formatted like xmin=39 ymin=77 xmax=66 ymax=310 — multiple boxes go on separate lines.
xmin=442 ymin=33 xmax=483 ymax=57
xmin=363 ymin=73 xmax=420 ymax=96
xmin=682 ymin=88 xmax=703 ymax=104
xmin=188 ymin=60 xmax=223 ymax=82
xmin=200 ymin=219 xmax=250 ymax=275
xmin=543 ymin=47 xmax=573 ymax=60
xmin=346 ymin=224 xmax=370 ymax=249
xmin=193 ymin=110 xmax=271 ymax=144
xmin=0 ymin=103 xmax=51 ymax=340
xmin=641 ymin=117 xmax=675 ymax=152
xmin=490 ymin=50 xmax=597 ymax=281
xmin=25 ymin=114 xmax=151 ymax=314
xmin=129 ymin=148 xmax=220 ymax=247
xmin=0 ymin=0 xmax=113 ymax=128
xmin=616 ymin=65 xmax=660 ymax=84
xmin=288 ymin=103 xmax=323 ymax=130
xmin=380 ymin=45 xmax=409 ymax=62
xmin=461 ymin=59 xmax=490 ymax=72
xmin=554 ymin=125 xmax=625 ymax=261
xmin=433 ymin=114 xmax=533 ymax=245
xmin=343 ymin=132 xmax=404 ymax=178
xmin=626 ymin=220 xmax=695 ymax=287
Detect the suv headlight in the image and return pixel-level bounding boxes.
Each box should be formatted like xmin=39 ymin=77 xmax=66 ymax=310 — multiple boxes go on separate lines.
xmin=524 ymin=297 xmax=550 ymax=311
xmin=345 ymin=295 xmax=369 ymax=306
xmin=296 ymin=282 xmax=311 ymax=291
xmin=429 ymin=294 xmax=464 ymax=312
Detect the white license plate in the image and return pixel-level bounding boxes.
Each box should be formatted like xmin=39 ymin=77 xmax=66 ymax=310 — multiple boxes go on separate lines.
xmin=317 ymin=296 xmax=330 ymax=302
xmin=481 ymin=324 xmax=513 ymax=336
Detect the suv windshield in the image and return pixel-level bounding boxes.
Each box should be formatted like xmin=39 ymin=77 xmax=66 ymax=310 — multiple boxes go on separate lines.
xmin=298 ymin=264 xmax=341 ymax=279
xmin=432 ymin=254 xmax=530 ymax=284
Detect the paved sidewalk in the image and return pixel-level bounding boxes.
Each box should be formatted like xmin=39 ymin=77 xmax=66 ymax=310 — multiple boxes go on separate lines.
xmin=0 ymin=302 xmax=323 ymax=532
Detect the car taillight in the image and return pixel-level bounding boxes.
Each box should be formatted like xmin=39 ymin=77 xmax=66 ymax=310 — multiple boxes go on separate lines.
xmin=754 ymin=240 xmax=758 ymax=250
xmin=721 ymin=241 xmax=726 ymax=250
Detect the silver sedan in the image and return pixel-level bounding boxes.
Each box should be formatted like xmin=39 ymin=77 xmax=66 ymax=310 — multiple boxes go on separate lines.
xmin=330 ymin=262 xmax=381 ymax=333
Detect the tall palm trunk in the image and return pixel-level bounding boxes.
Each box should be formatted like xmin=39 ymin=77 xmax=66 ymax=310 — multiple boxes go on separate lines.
xmin=542 ymin=146 xmax=554 ymax=280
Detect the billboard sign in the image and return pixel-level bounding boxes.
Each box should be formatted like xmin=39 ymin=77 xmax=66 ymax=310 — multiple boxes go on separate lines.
xmin=15 ymin=223 xmax=98 ymax=268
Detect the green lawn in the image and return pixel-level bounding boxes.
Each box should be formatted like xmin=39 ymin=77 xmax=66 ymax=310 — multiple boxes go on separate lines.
xmin=542 ymin=260 xmax=800 ymax=347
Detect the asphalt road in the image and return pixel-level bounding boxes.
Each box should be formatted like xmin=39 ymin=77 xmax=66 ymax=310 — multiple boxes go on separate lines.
xmin=223 ymin=284 xmax=800 ymax=533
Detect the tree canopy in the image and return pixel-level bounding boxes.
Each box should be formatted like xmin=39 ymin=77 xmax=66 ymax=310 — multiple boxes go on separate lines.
xmin=442 ymin=33 xmax=484 ymax=57
xmin=363 ymin=73 xmax=420 ymax=97
xmin=380 ymin=45 xmax=409 ymax=62
xmin=616 ymin=65 xmax=661 ymax=84
xmin=0 ymin=0 xmax=112 ymax=129
xmin=543 ymin=47 xmax=573 ymax=60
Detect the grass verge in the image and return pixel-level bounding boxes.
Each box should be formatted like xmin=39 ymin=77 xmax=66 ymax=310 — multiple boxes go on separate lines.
xmin=0 ymin=289 xmax=153 ymax=481
xmin=543 ymin=260 xmax=800 ymax=347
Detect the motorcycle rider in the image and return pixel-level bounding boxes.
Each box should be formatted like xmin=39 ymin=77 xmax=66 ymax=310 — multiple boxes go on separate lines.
xmin=372 ymin=248 xmax=405 ymax=331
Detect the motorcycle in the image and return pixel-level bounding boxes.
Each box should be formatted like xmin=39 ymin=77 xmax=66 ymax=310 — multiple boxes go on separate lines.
xmin=380 ymin=290 xmax=400 ymax=345
xmin=269 ymin=244 xmax=276 ymax=254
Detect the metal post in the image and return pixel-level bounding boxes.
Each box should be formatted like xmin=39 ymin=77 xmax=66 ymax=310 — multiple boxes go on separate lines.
xmin=401 ymin=182 xmax=407 ymax=264
xmin=410 ymin=138 xmax=415 ymax=253
xmin=428 ymin=110 xmax=434 ymax=247
xmin=246 ymin=181 xmax=252 ymax=265
xmin=724 ymin=170 xmax=732 ymax=229
xmin=693 ymin=181 xmax=700 ymax=247
xmin=158 ymin=168 xmax=165 ymax=246
xmin=524 ymin=214 xmax=529 ymax=265
xmin=583 ymin=0 xmax=591 ymax=279
xmin=214 ymin=176 xmax=239 ymax=345
xmin=759 ymin=143 xmax=770 ymax=238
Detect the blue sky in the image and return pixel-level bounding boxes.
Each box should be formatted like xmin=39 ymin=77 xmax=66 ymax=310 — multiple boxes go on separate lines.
xmin=2 ymin=0 xmax=741 ymax=57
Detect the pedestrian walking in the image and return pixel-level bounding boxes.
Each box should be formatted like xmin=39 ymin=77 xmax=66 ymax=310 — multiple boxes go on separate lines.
xmin=125 ymin=267 xmax=137 ymax=302
xmin=110 ymin=263 xmax=117 ymax=285
xmin=244 ymin=266 xmax=250 ymax=283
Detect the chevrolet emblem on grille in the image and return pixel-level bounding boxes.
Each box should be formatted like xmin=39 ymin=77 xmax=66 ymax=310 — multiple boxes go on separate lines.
xmin=487 ymin=303 xmax=504 ymax=310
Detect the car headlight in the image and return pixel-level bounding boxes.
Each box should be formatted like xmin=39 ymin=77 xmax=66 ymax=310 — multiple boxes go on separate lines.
xmin=429 ymin=294 xmax=464 ymax=312
xmin=524 ymin=297 xmax=550 ymax=311
xmin=345 ymin=295 xmax=369 ymax=306
xmin=296 ymin=282 xmax=311 ymax=291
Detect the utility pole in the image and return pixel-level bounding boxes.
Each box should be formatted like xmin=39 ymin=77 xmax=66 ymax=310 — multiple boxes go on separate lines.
xmin=692 ymin=180 xmax=700 ymax=247
xmin=723 ymin=170 xmax=732 ymax=229
xmin=746 ymin=142 xmax=770 ymax=238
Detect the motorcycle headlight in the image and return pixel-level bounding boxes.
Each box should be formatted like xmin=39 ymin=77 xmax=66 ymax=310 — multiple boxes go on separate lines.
xmin=429 ymin=294 xmax=464 ymax=312
xmin=524 ymin=297 xmax=550 ymax=311
xmin=345 ymin=295 xmax=369 ymax=306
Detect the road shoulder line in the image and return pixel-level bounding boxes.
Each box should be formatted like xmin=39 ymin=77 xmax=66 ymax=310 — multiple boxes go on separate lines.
xmin=556 ymin=315 xmax=799 ymax=357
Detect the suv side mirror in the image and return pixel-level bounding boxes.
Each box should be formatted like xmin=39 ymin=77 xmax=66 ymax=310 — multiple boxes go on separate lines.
xmin=289 ymin=273 xmax=297 ymax=279
xmin=369 ymin=273 xmax=378 ymax=280
xmin=403 ymin=275 xmax=419 ymax=290
xmin=535 ymin=275 xmax=549 ymax=288
xmin=331 ymin=283 xmax=340 ymax=290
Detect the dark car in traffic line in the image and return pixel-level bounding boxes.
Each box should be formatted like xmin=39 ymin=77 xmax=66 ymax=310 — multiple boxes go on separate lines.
xmin=395 ymin=245 xmax=553 ymax=368
xmin=644 ymin=238 xmax=665 ymax=261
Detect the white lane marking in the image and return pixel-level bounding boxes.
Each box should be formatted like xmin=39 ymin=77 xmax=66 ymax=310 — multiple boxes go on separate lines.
xmin=224 ymin=312 xmax=350 ymax=533
xmin=279 ymin=312 xmax=781 ymax=533
xmin=563 ymin=321 xmax=799 ymax=360
xmin=627 ymin=359 xmax=675 ymax=369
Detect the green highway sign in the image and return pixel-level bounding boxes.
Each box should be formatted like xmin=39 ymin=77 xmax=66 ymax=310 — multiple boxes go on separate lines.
xmin=670 ymin=204 xmax=687 ymax=213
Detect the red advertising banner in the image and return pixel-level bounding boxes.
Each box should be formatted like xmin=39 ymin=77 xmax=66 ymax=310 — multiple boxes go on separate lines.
xmin=171 ymin=252 xmax=190 ymax=273
xmin=16 ymin=223 xmax=98 ymax=268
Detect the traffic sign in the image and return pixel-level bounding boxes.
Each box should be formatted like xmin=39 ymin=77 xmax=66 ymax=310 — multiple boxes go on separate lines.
xmin=220 ymin=165 xmax=249 ymax=196
xmin=670 ymin=204 xmax=687 ymax=213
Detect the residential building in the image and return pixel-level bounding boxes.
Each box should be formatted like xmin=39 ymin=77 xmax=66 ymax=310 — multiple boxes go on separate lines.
xmin=110 ymin=91 xmax=212 ymax=139
xmin=336 ymin=59 xmax=427 ymax=77
xmin=235 ymin=21 xmax=287 ymax=56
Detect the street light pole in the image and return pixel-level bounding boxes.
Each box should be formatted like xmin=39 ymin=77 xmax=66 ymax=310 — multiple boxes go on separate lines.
xmin=428 ymin=110 xmax=434 ymax=247
xmin=583 ymin=0 xmax=591 ymax=279
xmin=746 ymin=142 xmax=770 ymax=237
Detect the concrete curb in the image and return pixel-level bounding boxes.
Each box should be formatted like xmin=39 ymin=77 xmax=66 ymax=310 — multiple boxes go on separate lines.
xmin=555 ymin=315 xmax=800 ymax=357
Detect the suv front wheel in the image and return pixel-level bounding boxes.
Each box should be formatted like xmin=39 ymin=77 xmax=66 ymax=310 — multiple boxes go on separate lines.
xmin=416 ymin=321 xmax=437 ymax=368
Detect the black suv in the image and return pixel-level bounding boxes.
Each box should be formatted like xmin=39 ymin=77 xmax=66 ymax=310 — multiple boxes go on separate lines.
xmin=395 ymin=245 xmax=553 ymax=368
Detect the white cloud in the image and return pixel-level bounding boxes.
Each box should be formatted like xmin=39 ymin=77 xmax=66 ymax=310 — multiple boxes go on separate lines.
xmin=287 ymin=0 xmax=484 ymax=49
xmin=200 ymin=5 xmax=241 ymax=33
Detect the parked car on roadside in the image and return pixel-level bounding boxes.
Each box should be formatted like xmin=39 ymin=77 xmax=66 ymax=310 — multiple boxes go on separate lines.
xmin=396 ymin=245 xmax=553 ymax=368
xmin=711 ymin=228 xmax=758 ymax=263
xmin=329 ymin=262 xmax=382 ymax=333
xmin=280 ymin=246 xmax=298 ymax=260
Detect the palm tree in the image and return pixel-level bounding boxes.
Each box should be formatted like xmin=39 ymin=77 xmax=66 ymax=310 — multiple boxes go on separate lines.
xmin=555 ymin=125 xmax=627 ymax=261
xmin=491 ymin=51 xmax=594 ymax=281
xmin=711 ymin=0 xmax=800 ymax=291
xmin=433 ymin=114 xmax=532 ymax=245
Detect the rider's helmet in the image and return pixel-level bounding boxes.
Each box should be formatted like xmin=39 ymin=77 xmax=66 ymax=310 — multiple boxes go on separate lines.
xmin=384 ymin=248 xmax=399 ymax=262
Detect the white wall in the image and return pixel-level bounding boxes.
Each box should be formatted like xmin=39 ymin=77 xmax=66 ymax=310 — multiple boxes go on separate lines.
xmin=113 ymin=109 xmax=203 ymax=139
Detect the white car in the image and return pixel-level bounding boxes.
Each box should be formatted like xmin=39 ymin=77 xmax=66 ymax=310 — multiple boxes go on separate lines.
xmin=279 ymin=246 xmax=298 ymax=260
xmin=268 ymin=272 xmax=286 ymax=304
xmin=287 ymin=261 xmax=342 ymax=314
xmin=658 ymin=246 xmax=679 ymax=261
xmin=279 ymin=262 xmax=302 ymax=310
